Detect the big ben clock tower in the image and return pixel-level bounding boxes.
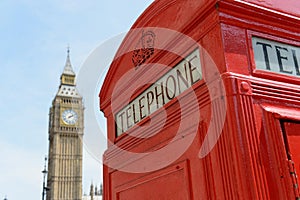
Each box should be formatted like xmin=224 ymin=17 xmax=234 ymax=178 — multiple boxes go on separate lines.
xmin=46 ymin=49 xmax=84 ymax=200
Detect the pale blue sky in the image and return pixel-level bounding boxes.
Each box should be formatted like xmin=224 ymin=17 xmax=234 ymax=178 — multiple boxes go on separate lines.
xmin=0 ymin=1 xmax=153 ymax=199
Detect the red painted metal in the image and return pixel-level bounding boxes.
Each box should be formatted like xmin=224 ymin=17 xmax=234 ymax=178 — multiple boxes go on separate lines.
xmin=99 ymin=0 xmax=300 ymax=199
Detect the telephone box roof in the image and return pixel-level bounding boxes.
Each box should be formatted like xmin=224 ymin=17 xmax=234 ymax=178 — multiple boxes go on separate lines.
xmin=100 ymin=0 xmax=300 ymax=112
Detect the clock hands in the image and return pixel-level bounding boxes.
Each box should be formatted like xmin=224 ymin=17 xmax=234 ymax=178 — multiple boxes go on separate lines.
xmin=68 ymin=114 xmax=74 ymax=119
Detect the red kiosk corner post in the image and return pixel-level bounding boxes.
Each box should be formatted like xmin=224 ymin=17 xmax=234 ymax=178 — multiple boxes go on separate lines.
xmin=99 ymin=0 xmax=300 ymax=199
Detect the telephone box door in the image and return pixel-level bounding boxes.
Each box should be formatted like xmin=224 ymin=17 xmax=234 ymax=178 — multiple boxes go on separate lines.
xmin=281 ymin=121 xmax=300 ymax=196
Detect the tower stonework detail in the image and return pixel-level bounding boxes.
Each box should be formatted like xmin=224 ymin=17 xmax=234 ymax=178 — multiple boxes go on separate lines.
xmin=47 ymin=51 xmax=84 ymax=200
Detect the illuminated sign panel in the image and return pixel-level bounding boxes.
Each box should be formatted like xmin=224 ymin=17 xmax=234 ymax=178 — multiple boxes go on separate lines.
xmin=116 ymin=49 xmax=202 ymax=136
xmin=252 ymin=37 xmax=300 ymax=77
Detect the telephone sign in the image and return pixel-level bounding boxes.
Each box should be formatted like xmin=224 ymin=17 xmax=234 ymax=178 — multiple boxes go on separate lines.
xmin=253 ymin=37 xmax=300 ymax=77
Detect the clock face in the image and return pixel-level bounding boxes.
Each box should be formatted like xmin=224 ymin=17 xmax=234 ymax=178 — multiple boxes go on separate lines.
xmin=62 ymin=109 xmax=78 ymax=125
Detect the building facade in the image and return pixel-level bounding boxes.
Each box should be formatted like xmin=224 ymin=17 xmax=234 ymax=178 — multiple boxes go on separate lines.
xmin=47 ymin=50 xmax=84 ymax=200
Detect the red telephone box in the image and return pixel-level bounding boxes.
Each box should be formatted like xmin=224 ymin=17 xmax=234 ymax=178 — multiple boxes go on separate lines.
xmin=100 ymin=0 xmax=300 ymax=199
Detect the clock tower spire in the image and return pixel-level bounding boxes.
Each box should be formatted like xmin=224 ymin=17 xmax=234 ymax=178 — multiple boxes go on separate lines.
xmin=46 ymin=49 xmax=84 ymax=200
xmin=60 ymin=48 xmax=76 ymax=86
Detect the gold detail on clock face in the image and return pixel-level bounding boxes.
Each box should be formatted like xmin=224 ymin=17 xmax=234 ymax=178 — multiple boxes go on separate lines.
xmin=62 ymin=109 xmax=78 ymax=125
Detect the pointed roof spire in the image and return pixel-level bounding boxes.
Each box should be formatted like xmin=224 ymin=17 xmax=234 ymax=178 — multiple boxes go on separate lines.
xmin=90 ymin=182 xmax=94 ymax=200
xmin=62 ymin=45 xmax=75 ymax=76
